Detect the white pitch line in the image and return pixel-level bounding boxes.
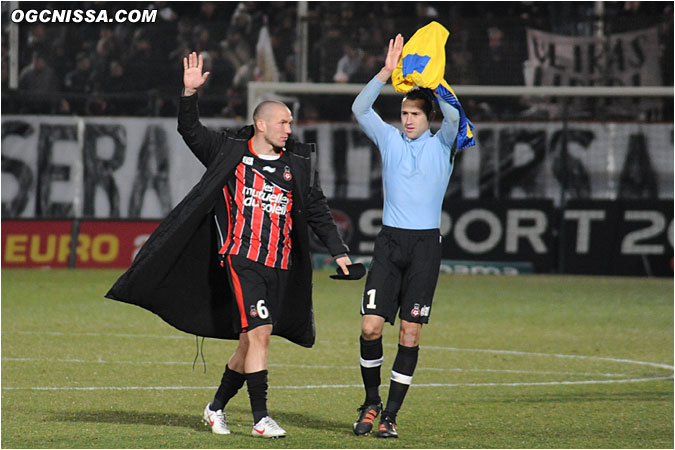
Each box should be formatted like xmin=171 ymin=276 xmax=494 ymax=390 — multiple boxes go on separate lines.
xmin=421 ymin=345 xmax=675 ymax=371
xmin=1 ymin=357 xmax=629 ymax=378
xmin=2 ymin=357 xmax=193 ymax=366
xmin=3 ymin=377 xmax=673 ymax=392
xmin=5 ymin=329 xmax=673 ymax=371
xmin=2 ymin=330 xmax=187 ymax=340
xmin=4 ymin=330 xmax=672 ymax=380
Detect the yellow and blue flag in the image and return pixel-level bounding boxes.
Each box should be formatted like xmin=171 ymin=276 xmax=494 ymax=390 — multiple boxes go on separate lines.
xmin=392 ymin=21 xmax=475 ymax=150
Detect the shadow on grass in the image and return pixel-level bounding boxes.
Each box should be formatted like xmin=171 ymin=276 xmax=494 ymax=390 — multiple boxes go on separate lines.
xmin=49 ymin=410 xmax=209 ymax=432
xmin=48 ymin=406 xmax=353 ymax=435
xmin=274 ymin=410 xmax=350 ymax=434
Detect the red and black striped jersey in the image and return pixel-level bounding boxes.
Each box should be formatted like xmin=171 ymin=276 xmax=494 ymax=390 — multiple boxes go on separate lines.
xmin=217 ymin=140 xmax=294 ymax=269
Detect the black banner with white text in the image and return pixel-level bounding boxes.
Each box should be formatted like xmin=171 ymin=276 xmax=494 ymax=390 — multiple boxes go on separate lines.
xmin=314 ymin=199 xmax=673 ymax=277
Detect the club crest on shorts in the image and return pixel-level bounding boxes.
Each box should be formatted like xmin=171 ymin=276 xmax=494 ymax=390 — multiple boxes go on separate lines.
xmin=249 ymin=304 xmax=258 ymax=318
xmin=411 ymin=303 xmax=421 ymax=318
xmin=283 ymin=165 xmax=292 ymax=181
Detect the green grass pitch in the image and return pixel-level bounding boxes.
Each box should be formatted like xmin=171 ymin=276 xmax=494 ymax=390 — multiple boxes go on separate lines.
xmin=2 ymin=268 xmax=673 ymax=448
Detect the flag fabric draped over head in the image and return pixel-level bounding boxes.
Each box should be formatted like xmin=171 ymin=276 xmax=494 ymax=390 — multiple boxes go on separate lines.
xmin=391 ymin=21 xmax=476 ymax=150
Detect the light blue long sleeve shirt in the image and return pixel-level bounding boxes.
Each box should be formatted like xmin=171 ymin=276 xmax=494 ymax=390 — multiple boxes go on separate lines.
xmin=352 ymin=76 xmax=460 ymax=229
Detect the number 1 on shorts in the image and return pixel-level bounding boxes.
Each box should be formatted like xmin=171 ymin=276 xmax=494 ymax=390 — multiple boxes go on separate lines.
xmin=366 ymin=289 xmax=377 ymax=309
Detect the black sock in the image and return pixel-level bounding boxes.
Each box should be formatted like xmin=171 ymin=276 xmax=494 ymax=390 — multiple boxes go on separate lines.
xmin=245 ymin=370 xmax=269 ymax=424
xmin=211 ymin=365 xmax=246 ymax=411
xmin=383 ymin=344 xmax=419 ymax=422
xmin=359 ymin=335 xmax=383 ymax=405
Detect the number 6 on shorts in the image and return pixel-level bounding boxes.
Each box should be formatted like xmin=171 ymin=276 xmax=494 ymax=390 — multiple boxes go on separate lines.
xmin=257 ymin=299 xmax=269 ymax=319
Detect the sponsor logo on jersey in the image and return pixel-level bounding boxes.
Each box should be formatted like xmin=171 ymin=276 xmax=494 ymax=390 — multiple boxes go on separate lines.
xmin=241 ymin=182 xmax=291 ymax=215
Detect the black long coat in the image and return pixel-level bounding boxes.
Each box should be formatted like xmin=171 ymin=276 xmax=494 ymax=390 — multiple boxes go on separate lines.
xmin=105 ymin=94 xmax=348 ymax=347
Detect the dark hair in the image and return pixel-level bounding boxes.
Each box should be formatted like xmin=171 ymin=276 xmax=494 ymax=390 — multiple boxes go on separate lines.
xmin=402 ymin=88 xmax=434 ymax=119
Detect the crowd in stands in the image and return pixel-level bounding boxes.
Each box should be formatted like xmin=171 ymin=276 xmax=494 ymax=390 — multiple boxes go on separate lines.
xmin=1 ymin=1 xmax=672 ymax=119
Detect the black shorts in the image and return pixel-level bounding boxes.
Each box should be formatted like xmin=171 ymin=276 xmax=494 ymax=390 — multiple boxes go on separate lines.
xmin=361 ymin=226 xmax=442 ymax=325
xmin=224 ymin=254 xmax=289 ymax=333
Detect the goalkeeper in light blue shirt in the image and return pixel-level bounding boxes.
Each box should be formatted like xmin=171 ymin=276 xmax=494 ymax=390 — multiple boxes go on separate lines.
xmin=350 ymin=33 xmax=460 ymax=439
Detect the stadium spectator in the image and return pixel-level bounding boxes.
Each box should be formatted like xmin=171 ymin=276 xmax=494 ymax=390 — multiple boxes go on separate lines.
xmin=49 ymin=38 xmax=70 ymax=91
xmin=174 ymin=16 xmax=195 ymax=52
xmin=19 ymin=50 xmax=58 ymax=92
xmin=64 ymin=52 xmax=93 ymax=93
xmin=105 ymin=60 xmax=129 ymax=94
xmin=333 ymin=41 xmax=364 ymax=83
xmin=220 ymin=30 xmax=253 ymax=76
xmin=63 ymin=52 xmax=94 ymax=114
xmin=22 ymin=23 xmax=50 ymax=64
xmin=18 ymin=50 xmax=59 ymax=113
xmin=311 ymin=25 xmax=343 ymax=82
xmin=124 ymin=28 xmax=163 ymax=92
xmin=349 ymin=52 xmax=382 ymax=84
xmin=281 ymin=53 xmax=297 ymax=82
xmin=230 ymin=2 xmax=265 ymax=51
xmin=146 ymin=1 xmax=180 ymax=61
xmin=191 ymin=25 xmax=213 ymax=53
xmin=197 ymin=1 xmax=234 ymax=43
xmin=203 ymin=47 xmax=236 ymax=93
xmin=89 ymin=28 xmax=119 ymax=92
xmin=219 ymin=86 xmax=247 ymax=118
xmin=267 ymin=8 xmax=296 ymax=81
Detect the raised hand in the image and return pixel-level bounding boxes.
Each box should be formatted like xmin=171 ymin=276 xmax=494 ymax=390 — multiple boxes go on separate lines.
xmin=376 ymin=33 xmax=404 ymax=82
xmin=182 ymin=51 xmax=210 ymax=95
xmin=384 ymin=33 xmax=404 ymax=73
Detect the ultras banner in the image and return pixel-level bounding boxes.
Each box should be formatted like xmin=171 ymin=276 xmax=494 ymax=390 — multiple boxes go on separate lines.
xmin=2 ymin=116 xmax=672 ymax=220
xmin=524 ymin=26 xmax=664 ymax=118
xmin=525 ymin=26 xmax=662 ymax=87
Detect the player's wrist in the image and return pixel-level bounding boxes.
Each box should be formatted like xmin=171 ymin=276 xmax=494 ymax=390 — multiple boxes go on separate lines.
xmin=183 ymin=87 xmax=198 ymax=96
xmin=376 ymin=68 xmax=393 ymax=82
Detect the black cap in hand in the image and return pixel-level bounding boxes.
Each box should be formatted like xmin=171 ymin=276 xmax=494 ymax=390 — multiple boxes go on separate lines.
xmin=329 ymin=263 xmax=367 ymax=280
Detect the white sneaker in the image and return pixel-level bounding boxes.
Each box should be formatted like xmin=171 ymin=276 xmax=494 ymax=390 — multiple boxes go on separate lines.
xmin=202 ymin=403 xmax=231 ymax=435
xmin=251 ymin=416 xmax=286 ymax=438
